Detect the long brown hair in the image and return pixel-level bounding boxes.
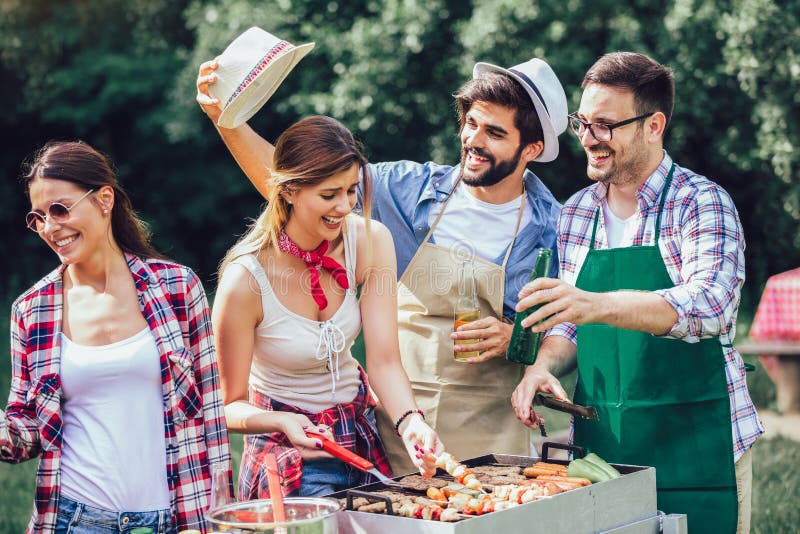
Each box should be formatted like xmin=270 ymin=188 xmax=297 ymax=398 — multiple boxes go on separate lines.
xmin=219 ymin=115 xmax=372 ymax=276
xmin=22 ymin=140 xmax=164 ymax=260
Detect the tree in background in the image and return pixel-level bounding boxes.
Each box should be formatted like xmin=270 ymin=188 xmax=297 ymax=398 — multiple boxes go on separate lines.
xmin=0 ymin=0 xmax=262 ymax=297
xmin=2 ymin=0 xmax=798 ymax=317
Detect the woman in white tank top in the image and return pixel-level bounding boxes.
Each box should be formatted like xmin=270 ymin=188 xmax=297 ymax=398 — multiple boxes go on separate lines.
xmin=0 ymin=141 xmax=231 ymax=533
xmin=213 ymin=116 xmax=444 ymax=498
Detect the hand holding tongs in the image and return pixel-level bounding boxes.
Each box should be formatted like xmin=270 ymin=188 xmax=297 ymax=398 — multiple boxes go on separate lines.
xmin=306 ymin=432 xmax=397 ymax=485
xmin=532 ymin=393 xmax=599 ymax=437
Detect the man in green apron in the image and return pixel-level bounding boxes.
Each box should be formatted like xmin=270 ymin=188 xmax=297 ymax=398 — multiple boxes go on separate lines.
xmin=511 ymin=52 xmax=763 ymax=533
xmin=197 ymin=58 xmax=568 ymax=473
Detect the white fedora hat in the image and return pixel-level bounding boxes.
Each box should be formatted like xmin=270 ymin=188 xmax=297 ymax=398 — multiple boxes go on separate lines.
xmin=208 ymin=27 xmax=315 ymax=129
xmin=473 ymin=59 xmax=568 ymax=163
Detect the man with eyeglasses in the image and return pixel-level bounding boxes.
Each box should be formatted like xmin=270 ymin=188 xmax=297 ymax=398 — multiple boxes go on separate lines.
xmin=511 ymin=52 xmax=762 ymax=533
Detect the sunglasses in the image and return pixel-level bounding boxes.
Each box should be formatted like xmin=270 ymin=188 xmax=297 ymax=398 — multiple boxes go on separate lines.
xmin=26 ymin=189 xmax=95 ymax=232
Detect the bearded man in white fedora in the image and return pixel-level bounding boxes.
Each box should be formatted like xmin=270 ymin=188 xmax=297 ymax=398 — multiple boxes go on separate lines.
xmin=197 ymin=53 xmax=568 ymax=473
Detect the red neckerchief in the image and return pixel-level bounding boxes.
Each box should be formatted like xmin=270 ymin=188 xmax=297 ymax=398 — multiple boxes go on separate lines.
xmin=277 ymin=229 xmax=349 ymax=310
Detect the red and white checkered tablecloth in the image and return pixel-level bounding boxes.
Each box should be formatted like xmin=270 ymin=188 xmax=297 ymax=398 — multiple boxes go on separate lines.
xmin=750 ymin=267 xmax=800 ymax=341
xmin=748 ymin=267 xmax=800 ymax=382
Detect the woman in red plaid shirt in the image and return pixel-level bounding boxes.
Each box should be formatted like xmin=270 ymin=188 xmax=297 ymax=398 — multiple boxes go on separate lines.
xmin=0 ymin=141 xmax=231 ymax=533
xmin=212 ymin=116 xmax=444 ymax=498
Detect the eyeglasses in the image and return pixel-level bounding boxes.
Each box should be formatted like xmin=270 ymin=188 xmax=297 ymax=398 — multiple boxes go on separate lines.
xmin=26 ymin=189 xmax=95 ymax=232
xmin=568 ymin=112 xmax=654 ymax=142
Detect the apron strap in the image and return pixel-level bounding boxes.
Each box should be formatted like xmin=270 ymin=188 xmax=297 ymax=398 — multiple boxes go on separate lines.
xmin=417 ymin=176 xmax=527 ymax=270
xmin=653 ymin=163 xmax=676 ymax=244
xmin=589 ymin=209 xmax=600 ymax=250
xmin=589 ymin=162 xmax=676 ymax=250
xmin=400 ymin=175 xmax=464 ymax=271
xmin=421 ymin=176 xmax=461 ymax=245
xmin=500 ymin=191 xmax=527 ymax=269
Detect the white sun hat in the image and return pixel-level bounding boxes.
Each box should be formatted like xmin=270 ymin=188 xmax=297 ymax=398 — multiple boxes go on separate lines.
xmin=208 ymin=27 xmax=315 ymax=129
xmin=473 ymin=58 xmax=568 ymax=163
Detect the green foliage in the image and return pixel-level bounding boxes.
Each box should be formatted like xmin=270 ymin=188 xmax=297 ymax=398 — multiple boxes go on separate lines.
xmin=3 ymin=7 xmax=798 ymax=531
xmin=3 ymin=0 xmax=799 ymax=304
xmin=0 ymin=0 xmax=261 ymax=296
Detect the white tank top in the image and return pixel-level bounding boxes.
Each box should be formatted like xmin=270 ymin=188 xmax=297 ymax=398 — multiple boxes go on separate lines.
xmin=232 ymin=218 xmax=362 ymax=412
xmin=59 ymin=327 xmax=170 ymax=511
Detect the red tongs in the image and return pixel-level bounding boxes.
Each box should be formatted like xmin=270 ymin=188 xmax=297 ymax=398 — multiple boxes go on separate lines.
xmin=305 ymin=432 xmax=395 ymax=484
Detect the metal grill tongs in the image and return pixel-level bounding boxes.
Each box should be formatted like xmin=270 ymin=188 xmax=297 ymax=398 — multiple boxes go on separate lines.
xmin=307 ymin=433 xmax=406 ymax=487
xmin=533 ymin=393 xmax=599 ymax=437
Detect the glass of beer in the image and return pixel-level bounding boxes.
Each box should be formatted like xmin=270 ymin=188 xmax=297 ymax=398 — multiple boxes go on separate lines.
xmin=454 ymin=259 xmax=480 ymax=361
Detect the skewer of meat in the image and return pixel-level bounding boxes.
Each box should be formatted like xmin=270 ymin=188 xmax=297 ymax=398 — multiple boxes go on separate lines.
xmin=396 ymin=500 xmax=460 ymax=522
xmin=434 ymin=452 xmax=483 ymax=490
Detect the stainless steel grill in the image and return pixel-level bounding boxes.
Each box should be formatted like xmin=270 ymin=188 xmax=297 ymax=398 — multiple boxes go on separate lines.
xmin=330 ymin=450 xmax=687 ymax=534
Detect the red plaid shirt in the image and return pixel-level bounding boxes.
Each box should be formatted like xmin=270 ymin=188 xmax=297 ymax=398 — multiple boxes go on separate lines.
xmin=0 ymin=254 xmax=231 ymax=533
xmin=238 ymin=369 xmax=391 ymax=498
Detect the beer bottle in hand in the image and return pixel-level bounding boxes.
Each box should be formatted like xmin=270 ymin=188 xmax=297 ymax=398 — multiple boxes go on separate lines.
xmin=507 ymin=248 xmax=552 ymax=364
xmin=453 ymin=258 xmax=480 ymax=361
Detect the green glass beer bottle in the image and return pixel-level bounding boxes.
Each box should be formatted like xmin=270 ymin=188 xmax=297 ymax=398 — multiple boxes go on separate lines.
xmin=507 ymin=248 xmax=552 ymax=364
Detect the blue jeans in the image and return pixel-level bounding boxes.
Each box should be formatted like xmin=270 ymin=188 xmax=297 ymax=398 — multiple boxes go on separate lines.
xmin=298 ymin=458 xmax=364 ymax=496
xmin=55 ymin=495 xmax=174 ymax=534
xmin=298 ymin=409 xmax=378 ymax=496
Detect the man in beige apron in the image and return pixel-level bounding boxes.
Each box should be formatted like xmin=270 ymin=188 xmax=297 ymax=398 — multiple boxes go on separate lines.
xmin=197 ymin=57 xmax=569 ymax=474
xmin=373 ymin=59 xmax=569 ymax=473
xmin=511 ymin=52 xmax=763 ymax=533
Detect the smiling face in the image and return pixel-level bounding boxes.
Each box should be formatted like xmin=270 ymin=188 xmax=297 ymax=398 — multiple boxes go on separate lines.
xmin=577 ymin=83 xmax=658 ymax=187
xmin=282 ymin=164 xmax=360 ymax=248
xmin=459 ymin=101 xmax=538 ymax=188
xmin=28 ymin=178 xmax=110 ymax=265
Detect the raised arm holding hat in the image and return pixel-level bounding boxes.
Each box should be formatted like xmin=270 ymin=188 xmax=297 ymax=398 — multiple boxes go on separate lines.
xmin=201 ymin=29 xmax=443 ymax=496
xmin=510 ymin=52 xmax=763 ymax=533
xmin=197 ymin=52 xmax=567 ymax=473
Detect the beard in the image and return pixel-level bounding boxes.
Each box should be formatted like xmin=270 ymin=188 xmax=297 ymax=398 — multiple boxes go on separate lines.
xmin=459 ymin=144 xmax=524 ymax=187
xmin=586 ymin=132 xmax=651 ymax=187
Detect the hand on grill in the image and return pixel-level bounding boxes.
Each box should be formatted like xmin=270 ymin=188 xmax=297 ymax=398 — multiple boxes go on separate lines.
xmin=400 ymin=414 xmax=444 ymax=477
xmin=511 ymin=358 xmax=570 ymax=431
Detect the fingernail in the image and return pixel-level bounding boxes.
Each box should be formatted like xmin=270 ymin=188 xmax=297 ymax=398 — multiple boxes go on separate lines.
xmin=316 ymin=441 xmax=323 ymax=449
xmin=302 ymin=424 xmax=310 ymax=430
xmin=318 ymin=427 xmax=326 ymax=433
xmin=413 ymin=444 xmax=420 ymax=451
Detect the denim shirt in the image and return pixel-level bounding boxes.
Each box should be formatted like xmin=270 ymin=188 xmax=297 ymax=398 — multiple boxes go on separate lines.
xmin=359 ymin=160 xmax=560 ymax=320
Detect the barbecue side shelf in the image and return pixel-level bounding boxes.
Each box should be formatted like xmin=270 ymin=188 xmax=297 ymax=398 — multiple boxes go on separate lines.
xmin=333 ymin=454 xmax=660 ymax=534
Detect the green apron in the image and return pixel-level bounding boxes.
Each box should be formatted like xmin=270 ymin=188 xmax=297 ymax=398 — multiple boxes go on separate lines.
xmin=572 ymin=164 xmax=738 ymax=532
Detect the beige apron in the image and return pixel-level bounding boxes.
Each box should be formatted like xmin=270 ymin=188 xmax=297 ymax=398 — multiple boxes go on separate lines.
xmin=376 ymin=182 xmax=528 ymax=474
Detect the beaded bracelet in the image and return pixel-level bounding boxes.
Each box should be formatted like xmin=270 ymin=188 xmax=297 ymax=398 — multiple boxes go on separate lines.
xmin=393 ymin=409 xmax=425 ymax=436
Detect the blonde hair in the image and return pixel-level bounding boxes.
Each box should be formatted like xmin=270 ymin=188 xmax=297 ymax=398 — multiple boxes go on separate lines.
xmin=219 ymin=116 xmax=372 ymax=277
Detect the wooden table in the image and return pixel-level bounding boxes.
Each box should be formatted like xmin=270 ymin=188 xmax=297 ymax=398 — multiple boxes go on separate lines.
xmin=744 ymin=268 xmax=800 ymax=414
xmin=736 ymin=339 xmax=800 ymax=413
xmin=736 ymin=340 xmax=800 ymax=356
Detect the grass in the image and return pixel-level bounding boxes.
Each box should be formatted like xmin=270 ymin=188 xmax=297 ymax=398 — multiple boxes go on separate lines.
xmin=752 ymin=436 xmax=800 ymax=533
xmin=1 ymin=310 xmax=798 ymax=532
